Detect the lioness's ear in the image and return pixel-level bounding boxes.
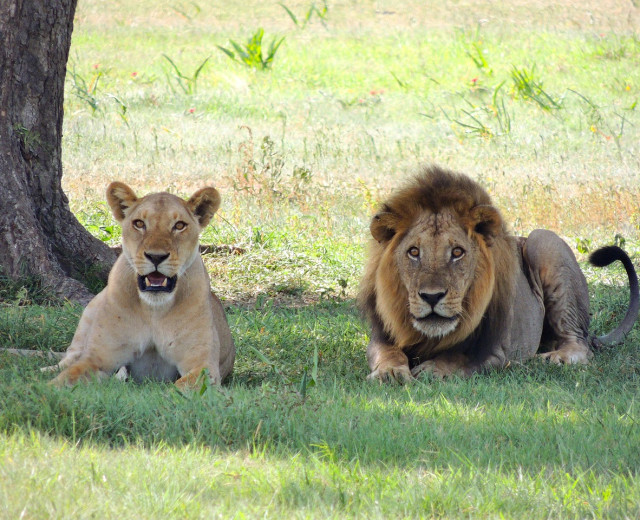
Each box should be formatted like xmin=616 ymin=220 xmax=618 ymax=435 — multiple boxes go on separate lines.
xmin=187 ymin=187 xmax=221 ymax=228
xmin=468 ymin=204 xmax=503 ymax=245
xmin=107 ymin=182 xmax=138 ymax=222
xmin=370 ymin=209 xmax=398 ymax=243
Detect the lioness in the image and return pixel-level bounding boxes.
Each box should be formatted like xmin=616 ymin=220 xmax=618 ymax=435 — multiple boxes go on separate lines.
xmin=358 ymin=166 xmax=639 ymax=381
xmin=49 ymin=182 xmax=235 ymax=389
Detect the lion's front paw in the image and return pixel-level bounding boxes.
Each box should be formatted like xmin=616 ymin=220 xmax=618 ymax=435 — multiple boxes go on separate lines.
xmin=367 ymin=362 xmax=413 ymax=384
xmin=411 ymin=360 xmax=449 ymax=379
xmin=411 ymin=353 xmax=469 ymax=379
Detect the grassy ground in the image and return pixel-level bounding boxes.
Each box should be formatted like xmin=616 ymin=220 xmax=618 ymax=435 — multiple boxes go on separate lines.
xmin=2 ymin=0 xmax=640 ymax=518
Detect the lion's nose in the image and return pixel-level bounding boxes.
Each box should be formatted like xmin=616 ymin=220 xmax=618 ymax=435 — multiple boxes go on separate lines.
xmin=144 ymin=252 xmax=169 ymax=268
xmin=419 ymin=290 xmax=447 ymax=306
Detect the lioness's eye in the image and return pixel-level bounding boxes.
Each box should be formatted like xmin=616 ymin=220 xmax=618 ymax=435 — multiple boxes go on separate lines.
xmin=174 ymin=221 xmax=187 ymax=231
xmin=451 ymin=247 xmax=465 ymax=259
xmin=408 ymin=247 xmax=420 ymax=259
xmin=133 ymin=219 xmax=145 ymax=230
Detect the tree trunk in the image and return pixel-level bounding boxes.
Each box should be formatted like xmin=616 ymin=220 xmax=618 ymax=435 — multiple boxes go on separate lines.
xmin=0 ymin=0 xmax=116 ymax=304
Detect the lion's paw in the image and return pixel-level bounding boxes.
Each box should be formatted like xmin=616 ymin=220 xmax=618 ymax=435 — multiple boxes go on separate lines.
xmin=411 ymin=353 xmax=468 ymax=379
xmin=411 ymin=360 xmax=447 ymax=379
xmin=367 ymin=363 xmax=413 ymax=384
xmin=539 ymin=346 xmax=591 ymax=365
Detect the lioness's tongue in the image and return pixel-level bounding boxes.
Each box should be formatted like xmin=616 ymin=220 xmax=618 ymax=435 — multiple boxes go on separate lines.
xmin=146 ymin=272 xmax=167 ymax=286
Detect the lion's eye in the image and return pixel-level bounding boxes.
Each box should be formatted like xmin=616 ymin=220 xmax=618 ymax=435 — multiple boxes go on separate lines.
xmin=408 ymin=247 xmax=420 ymax=259
xmin=173 ymin=221 xmax=187 ymax=231
xmin=133 ymin=219 xmax=145 ymax=230
xmin=451 ymin=247 xmax=465 ymax=260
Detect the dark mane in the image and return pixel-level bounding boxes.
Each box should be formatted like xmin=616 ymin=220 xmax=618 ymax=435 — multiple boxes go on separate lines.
xmin=380 ymin=165 xmax=498 ymax=232
xmin=358 ymin=165 xmax=518 ymax=353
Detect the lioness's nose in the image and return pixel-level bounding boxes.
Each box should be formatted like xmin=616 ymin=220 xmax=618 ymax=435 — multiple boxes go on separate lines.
xmin=144 ymin=252 xmax=169 ymax=267
xmin=419 ymin=291 xmax=447 ymax=306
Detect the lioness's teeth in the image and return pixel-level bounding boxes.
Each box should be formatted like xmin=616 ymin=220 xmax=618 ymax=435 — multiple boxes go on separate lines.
xmin=161 ymin=278 xmax=168 ymax=287
xmin=145 ymin=278 xmax=151 ymax=287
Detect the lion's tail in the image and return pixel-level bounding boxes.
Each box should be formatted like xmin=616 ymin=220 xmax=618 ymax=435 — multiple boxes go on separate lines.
xmin=589 ymin=245 xmax=640 ymax=345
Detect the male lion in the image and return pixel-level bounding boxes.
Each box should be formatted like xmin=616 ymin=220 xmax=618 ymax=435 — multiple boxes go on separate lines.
xmin=49 ymin=182 xmax=235 ymax=389
xmin=358 ymin=166 xmax=639 ymax=382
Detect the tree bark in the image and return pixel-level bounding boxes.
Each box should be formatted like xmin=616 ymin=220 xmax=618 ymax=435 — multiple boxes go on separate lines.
xmin=0 ymin=0 xmax=116 ymax=304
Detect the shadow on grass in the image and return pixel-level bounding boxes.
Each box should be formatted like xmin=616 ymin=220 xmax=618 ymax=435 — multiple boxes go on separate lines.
xmin=1 ymin=285 xmax=639 ymax=475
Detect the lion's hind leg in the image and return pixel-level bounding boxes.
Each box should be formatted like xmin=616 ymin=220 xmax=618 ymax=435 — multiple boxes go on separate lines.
xmin=539 ymin=341 xmax=592 ymax=364
xmin=524 ymin=229 xmax=593 ymax=365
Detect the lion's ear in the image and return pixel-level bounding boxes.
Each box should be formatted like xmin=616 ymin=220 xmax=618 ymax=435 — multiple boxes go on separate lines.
xmin=469 ymin=204 xmax=503 ymax=245
xmin=187 ymin=187 xmax=221 ymax=228
xmin=107 ymin=182 xmax=138 ymax=222
xmin=370 ymin=209 xmax=398 ymax=243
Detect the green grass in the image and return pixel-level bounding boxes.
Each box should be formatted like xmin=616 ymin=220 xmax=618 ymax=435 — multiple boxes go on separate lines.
xmin=3 ymin=429 xmax=636 ymax=518
xmin=2 ymin=0 xmax=640 ymax=517
xmin=2 ymin=281 xmax=640 ymax=518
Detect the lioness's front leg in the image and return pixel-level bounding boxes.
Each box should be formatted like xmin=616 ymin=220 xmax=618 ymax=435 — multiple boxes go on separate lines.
xmin=170 ymin=337 xmax=222 ymax=390
xmin=174 ymin=365 xmax=222 ymax=390
xmin=42 ymin=293 xmax=105 ymax=374
xmin=49 ymin=298 xmax=142 ymax=387
xmin=50 ymin=349 xmax=130 ymax=387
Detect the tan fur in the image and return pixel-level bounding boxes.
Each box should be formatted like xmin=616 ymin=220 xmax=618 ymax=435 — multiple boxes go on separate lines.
xmin=358 ymin=166 xmax=639 ymax=382
xmin=49 ymin=182 xmax=235 ymax=389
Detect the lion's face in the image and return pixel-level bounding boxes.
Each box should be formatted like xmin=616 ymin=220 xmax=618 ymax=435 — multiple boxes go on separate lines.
xmin=367 ymin=174 xmax=504 ymax=348
xmin=107 ymin=182 xmax=221 ymax=306
xmin=393 ymin=209 xmax=481 ymax=338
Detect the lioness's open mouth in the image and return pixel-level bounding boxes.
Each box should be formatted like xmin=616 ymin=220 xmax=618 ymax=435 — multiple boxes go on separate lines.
xmin=137 ymin=271 xmax=177 ymax=293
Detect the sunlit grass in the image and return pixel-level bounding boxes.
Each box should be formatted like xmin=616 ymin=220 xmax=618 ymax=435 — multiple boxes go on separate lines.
xmin=2 ymin=347 xmax=640 ymax=518
xmin=3 ymin=430 xmax=637 ymax=519
xmin=61 ymin=17 xmax=640 ymax=242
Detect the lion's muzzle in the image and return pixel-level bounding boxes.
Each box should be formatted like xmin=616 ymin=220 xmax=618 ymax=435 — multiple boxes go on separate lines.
xmin=411 ymin=311 xmax=460 ymax=338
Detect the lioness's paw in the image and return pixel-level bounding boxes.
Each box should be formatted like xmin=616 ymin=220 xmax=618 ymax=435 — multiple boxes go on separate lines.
xmin=114 ymin=366 xmax=129 ymax=381
xmin=48 ymin=367 xmax=108 ymax=387
xmin=48 ymin=375 xmax=66 ymax=387
xmin=367 ymin=364 xmax=413 ymax=384
xmin=49 ymin=372 xmax=74 ymax=387
xmin=175 ymin=367 xmax=220 ymax=391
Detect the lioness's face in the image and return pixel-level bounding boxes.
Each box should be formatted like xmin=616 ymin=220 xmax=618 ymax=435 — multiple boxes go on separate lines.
xmin=394 ymin=210 xmax=480 ymax=338
xmin=107 ymin=182 xmax=220 ymax=306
